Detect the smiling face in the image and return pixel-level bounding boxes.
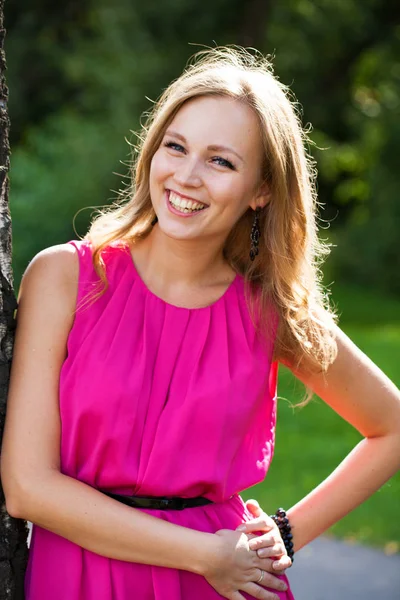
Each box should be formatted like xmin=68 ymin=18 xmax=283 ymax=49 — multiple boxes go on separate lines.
xmin=149 ymin=95 xmax=270 ymax=245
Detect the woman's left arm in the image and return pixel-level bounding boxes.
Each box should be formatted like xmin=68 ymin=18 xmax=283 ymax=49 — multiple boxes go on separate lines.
xmin=283 ymin=323 xmax=400 ymax=552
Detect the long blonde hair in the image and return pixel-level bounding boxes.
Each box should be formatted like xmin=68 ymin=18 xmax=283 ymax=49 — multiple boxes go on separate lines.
xmin=87 ymin=47 xmax=337 ymax=376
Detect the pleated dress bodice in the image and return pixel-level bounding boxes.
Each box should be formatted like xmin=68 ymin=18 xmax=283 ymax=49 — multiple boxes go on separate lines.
xmin=60 ymin=240 xmax=278 ymax=501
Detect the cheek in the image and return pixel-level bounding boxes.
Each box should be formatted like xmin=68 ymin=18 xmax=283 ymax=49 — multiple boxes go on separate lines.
xmin=210 ymin=177 xmax=248 ymax=210
xmin=149 ymin=150 xmax=169 ymax=186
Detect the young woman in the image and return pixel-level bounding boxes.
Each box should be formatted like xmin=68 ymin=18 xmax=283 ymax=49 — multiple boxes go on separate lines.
xmin=1 ymin=47 xmax=400 ymax=600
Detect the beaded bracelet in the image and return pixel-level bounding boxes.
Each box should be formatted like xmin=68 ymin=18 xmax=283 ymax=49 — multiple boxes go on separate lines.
xmin=270 ymin=507 xmax=294 ymax=563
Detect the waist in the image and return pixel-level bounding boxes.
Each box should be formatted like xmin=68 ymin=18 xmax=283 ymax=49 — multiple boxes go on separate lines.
xmin=99 ymin=490 xmax=213 ymax=510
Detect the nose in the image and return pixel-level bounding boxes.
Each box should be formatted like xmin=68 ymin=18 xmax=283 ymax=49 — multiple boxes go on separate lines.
xmin=173 ymin=156 xmax=202 ymax=188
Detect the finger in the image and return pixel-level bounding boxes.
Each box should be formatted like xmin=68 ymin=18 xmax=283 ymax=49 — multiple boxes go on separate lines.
xmin=231 ymin=592 xmax=246 ymax=600
xmin=237 ymin=515 xmax=275 ymax=533
xmin=255 ymin=554 xmax=291 ymax=572
xmin=248 ymin=533 xmax=277 ymax=550
xmin=272 ymin=555 xmax=292 ymax=570
xmin=245 ymin=533 xmax=260 ymax=542
xmin=252 ymin=555 xmax=290 ymax=574
xmin=236 ymin=520 xmax=260 ymax=532
xmin=254 ymin=570 xmax=288 ymax=594
xmin=245 ymin=498 xmax=262 ymax=517
xmin=242 ymin=582 xmax=280 ymax=600
xmin=255 ymin=544 xmax=286 ymax=559
xmin=245 ymin=571 xmax=288 ymax=597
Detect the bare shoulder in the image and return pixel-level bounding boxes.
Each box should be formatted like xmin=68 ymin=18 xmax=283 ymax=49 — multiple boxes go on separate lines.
xmin=15 ymin=243 xmax=81 ymax=341
xmin=22 ymin=242 xmax=78 ymax=284
xmin=12 ymin=243 xmax=81 ymax=383
xmin=19 ymin=243 xmax=79 ymax=310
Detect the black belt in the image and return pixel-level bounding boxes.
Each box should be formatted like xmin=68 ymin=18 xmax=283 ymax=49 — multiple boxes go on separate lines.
xmin=100 ymin=490 xmax=213 ymax=511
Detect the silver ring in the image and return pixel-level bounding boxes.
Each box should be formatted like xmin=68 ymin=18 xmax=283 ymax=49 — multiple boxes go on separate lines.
xmin=256 ymin=569 xmax=265 ymax=584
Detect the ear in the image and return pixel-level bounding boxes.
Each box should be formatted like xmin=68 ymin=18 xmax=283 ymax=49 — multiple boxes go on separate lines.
xmin=248 ymin=181 xmax=271 ymax=211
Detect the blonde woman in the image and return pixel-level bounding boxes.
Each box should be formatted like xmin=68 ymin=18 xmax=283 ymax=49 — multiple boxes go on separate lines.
xmin=1 ymin=48 xmax=400 ymax=600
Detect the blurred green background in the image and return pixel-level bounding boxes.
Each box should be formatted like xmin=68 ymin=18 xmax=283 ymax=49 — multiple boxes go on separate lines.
xmin=5 ymin=0 xmax=399 ymax=551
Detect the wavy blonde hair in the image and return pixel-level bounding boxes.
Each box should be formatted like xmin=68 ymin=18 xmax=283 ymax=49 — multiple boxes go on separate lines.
xmin=87 ymin=47 xmax=337 ymax=377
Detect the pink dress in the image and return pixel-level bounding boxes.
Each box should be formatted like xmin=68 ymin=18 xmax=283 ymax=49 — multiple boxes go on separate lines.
xmin=25 ymin=240 xmax=295 ymax=600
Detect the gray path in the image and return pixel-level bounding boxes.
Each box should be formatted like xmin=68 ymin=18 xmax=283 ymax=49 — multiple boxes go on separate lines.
xmin=287 ymin=537 xmax=400 ymax=599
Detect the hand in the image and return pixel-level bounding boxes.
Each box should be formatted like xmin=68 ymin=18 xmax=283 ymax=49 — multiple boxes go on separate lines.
xmin=202 ymin=528 xmax=289 ymax=600
xmin=237 ymin=499 xmax=292 ymax=572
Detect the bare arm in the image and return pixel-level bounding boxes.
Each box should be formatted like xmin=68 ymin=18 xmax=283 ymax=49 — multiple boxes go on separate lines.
xmin=0 ymin=246 xmax=215 ymax=573
xmin=285 ymin=326 xmax=400 ymax=552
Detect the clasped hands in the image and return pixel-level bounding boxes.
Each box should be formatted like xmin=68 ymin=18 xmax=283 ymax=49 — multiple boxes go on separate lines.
xmin=205 ymin=498 xmax=292 ymax=600
xmin=238 ymin=498 xmax=292 ymax=572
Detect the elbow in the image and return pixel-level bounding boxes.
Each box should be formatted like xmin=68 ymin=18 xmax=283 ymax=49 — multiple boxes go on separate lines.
xmin=1 ymin=454 xmax=49 ymax=520
xmin=4 ymin=484 xmax=42 ymax=521
xmin=1 ymin=477 xmax=22 ymax=519
xmin=2 ymin=478 xmax=28 ymax=519
xmin=2 ymin=469 xmax=33 ymax=520
xmin=2 ymin=468 xmax=60 ymax=521
xmin=4 ymin=495 xmax=24 ymax=519
xmin=3 ymin=477 xmax=45 ymax=521
xmin=0 ymin=454 xmax=21 ymax=517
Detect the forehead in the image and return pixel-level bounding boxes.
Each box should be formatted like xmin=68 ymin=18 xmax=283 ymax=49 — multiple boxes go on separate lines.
xmin=168 ymin=95 xmax=263 ymax=158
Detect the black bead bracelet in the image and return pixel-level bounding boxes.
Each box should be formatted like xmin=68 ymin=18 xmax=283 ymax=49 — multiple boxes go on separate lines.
xmin=270 ymin=507 xmax=294 ymax=563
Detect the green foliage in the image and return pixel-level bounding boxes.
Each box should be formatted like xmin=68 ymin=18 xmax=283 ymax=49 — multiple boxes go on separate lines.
xmin=6 ymin=0 xmax=400 ymax=292
xmin=265 ymin=0 xmax=400 ymax=294
xmin=331 ymin=120 xmax=400 ymax=294
xmin=10 ymin=110 xmax=131 ymax=282
xmin=5 ymin=0 xmax=400 ymax=549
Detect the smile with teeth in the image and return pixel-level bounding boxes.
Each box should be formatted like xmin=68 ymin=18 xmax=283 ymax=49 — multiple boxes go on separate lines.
xmin=168 ymin=191 xmax=207 ymax=213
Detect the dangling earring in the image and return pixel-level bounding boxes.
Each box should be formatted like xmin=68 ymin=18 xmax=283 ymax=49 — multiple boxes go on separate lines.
xmin=151 ymin=215 xmax=158 ymax=226
xmin=250 ymin=206 xmax=261 ymax=261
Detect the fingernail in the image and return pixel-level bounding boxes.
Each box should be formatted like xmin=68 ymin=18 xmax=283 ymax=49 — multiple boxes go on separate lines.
xmin=273 ymin=561 xmax=281 ymax=569
xmin=236 ymin=525 xmax=246 ymax=531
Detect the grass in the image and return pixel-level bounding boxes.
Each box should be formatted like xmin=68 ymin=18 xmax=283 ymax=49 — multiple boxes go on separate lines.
xmin=241 ymin=284 xmax=400 ymax=552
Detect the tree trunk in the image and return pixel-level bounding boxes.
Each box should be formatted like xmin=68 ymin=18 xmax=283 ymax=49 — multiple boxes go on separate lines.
xmin=0 ymin=0 xmax=28 ymax=598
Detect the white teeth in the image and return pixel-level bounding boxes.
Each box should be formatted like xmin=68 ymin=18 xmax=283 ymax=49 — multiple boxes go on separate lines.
xmin=168 ymin=191 xmax=206 ymax=213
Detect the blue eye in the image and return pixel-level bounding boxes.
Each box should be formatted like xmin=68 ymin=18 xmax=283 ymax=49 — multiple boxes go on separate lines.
xmin=164 ymin=141 xmax=185 ymax=152
xmin=212 ymin=157 xmax=235 ymax=170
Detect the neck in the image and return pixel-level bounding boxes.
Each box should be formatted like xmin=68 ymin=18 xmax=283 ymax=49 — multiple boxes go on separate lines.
xmin=132 ymin=225 xmax=232 ymax=288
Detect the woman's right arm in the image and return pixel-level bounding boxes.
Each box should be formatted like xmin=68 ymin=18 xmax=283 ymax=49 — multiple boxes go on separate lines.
xmin=0 ymin=244 xmax=216 ymax=571
xmin=0 ymin=245 xmax=285 ymax=600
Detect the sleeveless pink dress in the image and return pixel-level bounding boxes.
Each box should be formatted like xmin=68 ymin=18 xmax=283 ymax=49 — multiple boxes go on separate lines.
xmin=25 ymin=240 xmax=295 ymax=600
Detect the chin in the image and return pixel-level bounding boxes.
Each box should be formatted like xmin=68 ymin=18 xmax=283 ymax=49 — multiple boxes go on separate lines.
xmin=157 ymin=220 xmax=201 ymax=241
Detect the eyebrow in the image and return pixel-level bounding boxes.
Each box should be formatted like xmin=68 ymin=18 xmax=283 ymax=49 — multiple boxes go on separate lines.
xmin=165 ymin=129 xmax=244 ymax=163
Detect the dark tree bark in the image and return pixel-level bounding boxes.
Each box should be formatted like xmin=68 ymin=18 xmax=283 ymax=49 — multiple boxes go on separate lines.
xmin=0 ymin=0 xmax=28 ymax=598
